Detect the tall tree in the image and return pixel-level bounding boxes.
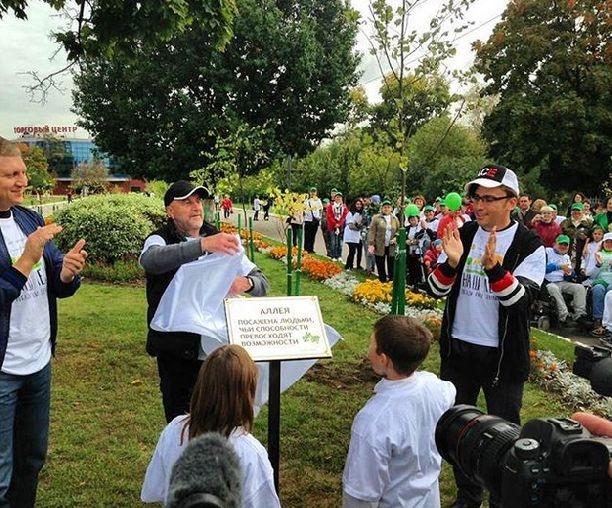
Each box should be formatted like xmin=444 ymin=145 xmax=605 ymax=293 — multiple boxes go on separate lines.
xmin=369 ymin=72 xmax=454 ymax=143
xmin=407 ymin=115 xmax=487 ymax=199
xmin=1 ymin=0 xmax=237 ymax=100
xmin=72 ymin=0 xmax=360 ymax=182
xmin=474 ymin=0 xmax=612 ymax=195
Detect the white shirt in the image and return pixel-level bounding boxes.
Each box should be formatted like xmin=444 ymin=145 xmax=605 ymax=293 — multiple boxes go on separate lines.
xmin=344 ymin=212 xmax=364 ymax=244
xmin=343 ymin=372 xmax=456 ymax=508
xmin=450 ymin=223 xmax=545 ymax=347
xmin=141 ymin=416 xmax=280 ymax=508
xmin=303 ymin=197 xmax=323 ymax=221
xmin=0 ymin=216 xmax=51 ymax=375
xmin=544 ymin=248 xmax=571 ymax=283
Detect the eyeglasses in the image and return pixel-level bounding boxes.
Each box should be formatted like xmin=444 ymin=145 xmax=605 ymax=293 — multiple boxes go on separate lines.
xmin=470 ymin=193 xmax=514 ymax=204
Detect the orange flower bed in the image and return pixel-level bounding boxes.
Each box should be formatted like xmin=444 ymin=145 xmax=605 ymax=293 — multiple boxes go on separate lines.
xmin=300 ymin=256 xmax=342 ymax=280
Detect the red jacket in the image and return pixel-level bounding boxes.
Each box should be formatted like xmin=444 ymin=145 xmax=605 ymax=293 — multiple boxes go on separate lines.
xmin=533 ymin=220 xmax=561 ymax=248
xmin=326 ymin=202 xmax=348 ymax=231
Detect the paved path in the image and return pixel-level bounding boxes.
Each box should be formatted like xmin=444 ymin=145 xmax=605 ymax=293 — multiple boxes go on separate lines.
xmin=222 ymin=207 xmax=351 ymax=261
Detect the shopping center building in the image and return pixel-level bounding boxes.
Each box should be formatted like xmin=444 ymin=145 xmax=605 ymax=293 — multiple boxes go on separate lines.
xmin=12 ymin=126 xmax=145 ymax=194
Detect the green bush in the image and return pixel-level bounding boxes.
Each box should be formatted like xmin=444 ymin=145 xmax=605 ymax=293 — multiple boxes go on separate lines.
xmin=54 ymin=194 xmax=167 ymax=264
xmin=83 ymin=259 xmax=144 ymax=283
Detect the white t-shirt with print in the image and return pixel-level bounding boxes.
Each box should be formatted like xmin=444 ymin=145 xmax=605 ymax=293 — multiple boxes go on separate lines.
xmin=451 ymin=223 xmax=544 ymax=347
xmin=0 ymin=216 xmax=51 ymax=375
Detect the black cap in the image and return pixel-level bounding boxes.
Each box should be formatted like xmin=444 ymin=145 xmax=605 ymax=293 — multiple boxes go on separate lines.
xmin=164 ymin=180 xmax=211 ymax=207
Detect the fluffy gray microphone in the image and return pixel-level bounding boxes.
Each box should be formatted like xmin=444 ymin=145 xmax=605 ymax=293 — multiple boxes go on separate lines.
xmin=166 ymin=432 xmax=242 ymax=508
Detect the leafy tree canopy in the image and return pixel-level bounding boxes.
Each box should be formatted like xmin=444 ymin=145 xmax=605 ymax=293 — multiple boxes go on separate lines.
xmin=473 ymin=0 xmax=612 ymax=195
xmin=0 ymin=0 xmax=237 ymax=61
xmin=72 ymin=0 xmax=361 ymax=183
xmin=15 ymin=144 xmax=55 ymax=201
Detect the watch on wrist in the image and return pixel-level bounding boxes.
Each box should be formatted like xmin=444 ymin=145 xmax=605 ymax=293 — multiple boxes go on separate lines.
xmin=245 ymin=276 xmax=255 ymax=293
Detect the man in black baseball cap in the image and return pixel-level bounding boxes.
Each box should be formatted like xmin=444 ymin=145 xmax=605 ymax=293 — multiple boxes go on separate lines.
xmin=140 ymin=180 xmax=269 ymax=423
xmin=163 ymin=180 xmax=211 ymax=207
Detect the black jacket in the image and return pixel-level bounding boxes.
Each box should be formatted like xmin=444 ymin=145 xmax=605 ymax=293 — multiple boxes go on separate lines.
xmin=429 ymin=220 xmax=544 ymax=382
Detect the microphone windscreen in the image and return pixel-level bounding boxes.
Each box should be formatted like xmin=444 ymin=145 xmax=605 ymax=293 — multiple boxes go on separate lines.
xmin=167 ymin=432 xmax=242 ymax=508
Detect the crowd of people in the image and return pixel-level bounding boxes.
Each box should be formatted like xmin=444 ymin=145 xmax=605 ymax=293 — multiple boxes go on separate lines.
xmin=274 ymin=183 xmax=612 ymax=339
xmin=2 ymin=130 xmax=612 ymax=508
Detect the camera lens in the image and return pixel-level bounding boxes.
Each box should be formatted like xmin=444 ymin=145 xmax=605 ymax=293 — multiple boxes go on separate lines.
xmin=436 ymin=405 xmax=520 ymax=497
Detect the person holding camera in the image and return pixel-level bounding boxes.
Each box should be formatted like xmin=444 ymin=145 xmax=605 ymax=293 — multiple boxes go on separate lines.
xmin=428 ymin=165 xmax=546 ymax=508
xmin=342 ymin=315 xmax=456 ymax=507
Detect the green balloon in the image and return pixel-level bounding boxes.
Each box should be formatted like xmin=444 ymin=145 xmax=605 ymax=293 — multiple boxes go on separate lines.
xmin=445 ymin=192 xmax=462 ymax=211
xmin=404 ymin=204 xmax=420 ymax=217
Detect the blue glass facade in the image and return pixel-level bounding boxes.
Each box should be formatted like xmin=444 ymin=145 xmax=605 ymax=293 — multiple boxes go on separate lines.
xmin=15 ymin=137 xmax=119 ymax=178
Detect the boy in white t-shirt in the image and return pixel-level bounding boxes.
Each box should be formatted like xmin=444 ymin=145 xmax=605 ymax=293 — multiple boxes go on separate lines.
xmin=343 ymin=315 xmax=456 ymax=508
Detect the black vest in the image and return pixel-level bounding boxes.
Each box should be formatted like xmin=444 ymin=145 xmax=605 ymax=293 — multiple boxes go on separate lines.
xmin=145 ymin=220 xmax=219 ymax=360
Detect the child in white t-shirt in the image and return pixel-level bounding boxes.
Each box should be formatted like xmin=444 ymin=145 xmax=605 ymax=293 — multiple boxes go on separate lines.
xmin=343 ymin=315 xmax=456 ymax=507
xmin=141 ymin=345 xmax=280 ymax=508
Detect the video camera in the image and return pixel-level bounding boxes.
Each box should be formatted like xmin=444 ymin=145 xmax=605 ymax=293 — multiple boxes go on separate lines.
xmin=573 ymin=342 xmax=612 ymax=397
xmin=436 ymin=405 xmax=612 ymax=507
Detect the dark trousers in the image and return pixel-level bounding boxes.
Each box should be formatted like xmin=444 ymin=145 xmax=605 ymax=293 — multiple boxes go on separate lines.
xmin=406 ymin=254 xmax=424 ymax=287
xmin=374 ymin=247 xmax=394 ymax=282
xmin=156 ymin=355 xmax=203 ymax=423
xmin=345 ymin=241 xmax=362 ymax=269
xmin=290 ymin=223 xmax=303 ymax=247
xmin=303 ymin=220 xmax=319 ymax=253
xmin=441 ymin=339 xmax=524 ymax=508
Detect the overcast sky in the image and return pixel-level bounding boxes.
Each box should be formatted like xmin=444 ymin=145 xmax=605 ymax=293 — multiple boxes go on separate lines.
xmin=0 ymin=0 xmax=508 ymax=140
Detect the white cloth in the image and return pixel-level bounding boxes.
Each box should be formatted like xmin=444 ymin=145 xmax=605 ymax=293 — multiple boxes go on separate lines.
xmin=150 ymin=253 xmax=342 ymax=407
xmin=343 ymin=372 xmax=456 ymax=508
xmin=303 ymin=197 xmax=323 ymax=221
xmin=0 ymin=216 xmax=51 ymax=375
xmin=343 ymin=212 xmax=364 ymax=244
xmin=141 ymin=416 xmax=280 ymax=508
xmin=449 ymin=223 xmax=546 ymax=347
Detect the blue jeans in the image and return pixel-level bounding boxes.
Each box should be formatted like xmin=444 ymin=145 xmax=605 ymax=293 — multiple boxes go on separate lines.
xmin=329 ymin=229 xmax=343 ymax=259
xmin=592 ymin=283 xmax=612 ymax=319
xmin=0 ymin=362 xmax=51 ymax=508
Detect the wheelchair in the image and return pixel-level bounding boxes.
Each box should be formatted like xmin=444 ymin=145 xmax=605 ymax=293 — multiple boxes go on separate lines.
xmin=530 ymin=282 xmax=593 ymax=332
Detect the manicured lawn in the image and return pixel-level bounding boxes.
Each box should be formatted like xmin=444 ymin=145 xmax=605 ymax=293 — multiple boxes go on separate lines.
xmin=38 ymin=254 xmax=573 ymax=507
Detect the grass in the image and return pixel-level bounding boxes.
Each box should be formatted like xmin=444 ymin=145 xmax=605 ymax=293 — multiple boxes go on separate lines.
xmin=37 ymin=253 xmax=577 ymax=507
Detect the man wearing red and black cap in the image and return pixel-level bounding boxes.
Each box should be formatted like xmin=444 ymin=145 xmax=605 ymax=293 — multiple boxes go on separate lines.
xmin=428 ymin=165 xmax=546 ymax=508
xmin=140 ymin=180 xmax=269 ymax=422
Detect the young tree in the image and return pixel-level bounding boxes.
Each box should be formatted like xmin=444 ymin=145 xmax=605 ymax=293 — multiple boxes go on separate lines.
xmin=365 ymin=0 xmax=476 ymax=204
xmin=473 ymin=0 xmax=612 ymax=194
xmin=70 ymin=160 xmax=109 ymax=195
